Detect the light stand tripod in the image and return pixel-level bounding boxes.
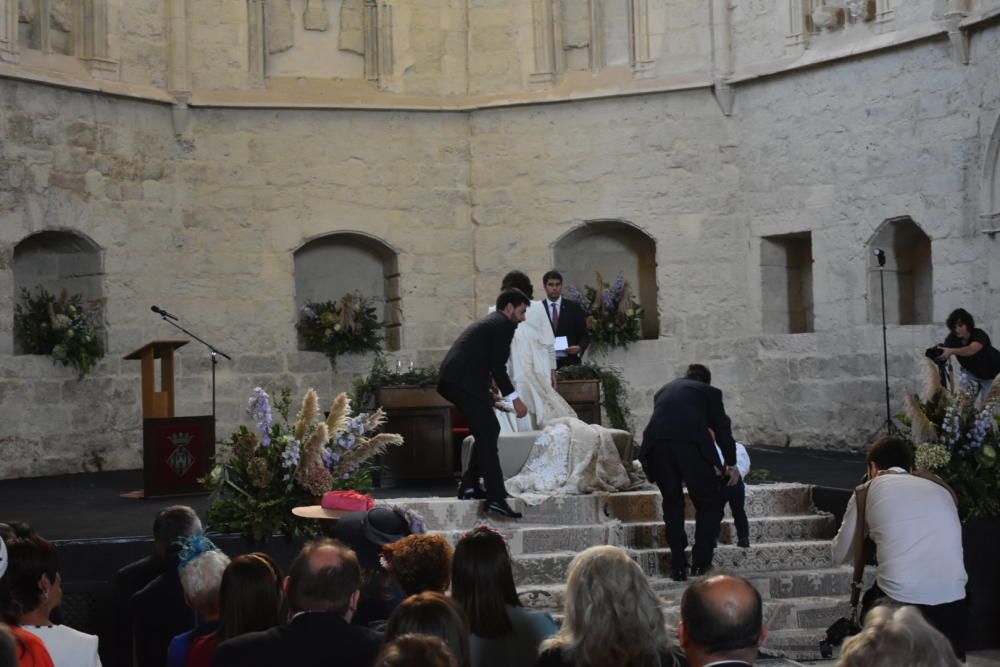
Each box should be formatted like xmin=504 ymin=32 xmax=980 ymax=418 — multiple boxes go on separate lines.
xmin=873 ymin=248 xmax=896 ymax=435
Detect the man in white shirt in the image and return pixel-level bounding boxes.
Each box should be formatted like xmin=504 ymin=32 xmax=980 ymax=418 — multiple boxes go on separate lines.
xmin=831 ymin=436 xmax=968 ymax=659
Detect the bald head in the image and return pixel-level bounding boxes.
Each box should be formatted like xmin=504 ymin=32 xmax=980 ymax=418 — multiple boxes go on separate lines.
xmin=286 ymin=539 xmax=361 ymax=614
xmin=680 ymin=575 xmax=764 ymax=665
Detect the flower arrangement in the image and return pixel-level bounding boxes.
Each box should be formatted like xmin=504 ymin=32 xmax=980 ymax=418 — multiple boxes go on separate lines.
xmin=297 ymin=292 xmax=385 ymax=367
xmin=204 ymin=386 xmax=404 ymax=540
xmin=13 ymin=287 xmax=105 ymax=378
xmin=565 ymin=272 xmax=643 ymax=352
xmin=902 ymin=360 xmax=1000 ymax=520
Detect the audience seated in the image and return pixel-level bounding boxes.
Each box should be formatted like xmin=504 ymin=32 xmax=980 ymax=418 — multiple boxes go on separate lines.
xmin=186 ymin=551 xmax=282 ymax=667
xmin=165 ymin=537 xmax=229 ymax=667
xmin=836 ymin=605 xmax=961 ymax=667
xmin=2 ymin=524 xmax=97 ymax=667
xmin=678 ymin=574 xmax=766 ymax=667
xmin=0 ymin=531 xmax=53 ymax=667
xmin=536 ymin=545 xmax=686 ymax=667
xmin=0 ymin=624 xmax=17 ymax=667
xmin=213 ymin=539 xmax=381 ymax=667
xmin=327 ymin=507 xmax=416 ymax=629
xmin=112 ymin=505 xmax=200 ymax=667
xmin=384 ymin=592 xmax=471 ymax=667
xmin=451 ymin=526 xmax=556 ymax=667
xmin=383 ymin=534 xmax=453 ymax=596
xmin=130 ymin=506 xmax=202 ymax=667
xmin=376 ymin=634 xmax=459 ymax=667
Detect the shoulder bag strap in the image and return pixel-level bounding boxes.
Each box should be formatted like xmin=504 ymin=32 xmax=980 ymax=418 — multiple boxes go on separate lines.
xmin=910 ymin=469 xmax=959 ymax=507
xmin=850 ymin=481 xmax=871 ymax=610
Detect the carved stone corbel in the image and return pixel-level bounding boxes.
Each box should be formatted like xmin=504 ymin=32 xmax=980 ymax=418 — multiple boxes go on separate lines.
xmin=0 ymin=0 xmax=19 ymax=63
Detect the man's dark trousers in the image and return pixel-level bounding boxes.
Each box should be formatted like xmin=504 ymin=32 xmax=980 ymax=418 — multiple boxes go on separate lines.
xmin=647 ymin=441 xmax=724 ymax=569
xmin=439 ymin=383 xmax=504 ymax=500
xmin=862 ymin=583 xmax=968 ymax=660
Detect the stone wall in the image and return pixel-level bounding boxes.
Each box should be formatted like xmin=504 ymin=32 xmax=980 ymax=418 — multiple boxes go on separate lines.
xmin=1 ymin=6 xmax=999 ymax=478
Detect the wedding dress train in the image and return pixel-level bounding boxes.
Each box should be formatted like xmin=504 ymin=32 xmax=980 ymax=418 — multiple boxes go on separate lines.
xmin=494 ymin=299 xmax=633 ymax=504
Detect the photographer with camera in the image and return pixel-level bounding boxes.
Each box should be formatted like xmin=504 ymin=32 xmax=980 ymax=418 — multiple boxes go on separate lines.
xmin=830 ymin=437 xmax=967 ymax=660
xmin=932 ymin=308 xmax=1000 ymax=405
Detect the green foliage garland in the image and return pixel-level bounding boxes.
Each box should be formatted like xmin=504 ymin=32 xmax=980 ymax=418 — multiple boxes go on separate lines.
xmin=297 ymin=292 xmax=385 ymax=368
xmin=352 ymin=356 xmax=440 ymax=411
xmin=14 ymin=287 xmax=105 ymax=378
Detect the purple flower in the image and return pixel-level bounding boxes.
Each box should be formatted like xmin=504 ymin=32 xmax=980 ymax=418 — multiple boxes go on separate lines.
xmin=280 ymin=439 xmax=301 ymax=480
xmin=248 ymin=387 xmax=273 ymax=446
xmin=566 ymin=286 xmax=591 ymax=314
xmin=601 ymin=288 xmax=613 ymax=312
xmin=613 ymin=272 xmax=625 ymax=300
xmin=301 ymin=305 xmax=318 ymax=321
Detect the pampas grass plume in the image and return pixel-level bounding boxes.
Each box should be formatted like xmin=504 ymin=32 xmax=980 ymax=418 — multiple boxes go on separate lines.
xmin=326 ymin=392 xmax=351 ymax=435
xmin=294 ymin=389 xmax=320 ymax=441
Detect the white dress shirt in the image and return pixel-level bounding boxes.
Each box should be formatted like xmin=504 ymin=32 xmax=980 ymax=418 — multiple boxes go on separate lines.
xmin=831 ymin=468 xmax=967 ymax=605
xmin=22 ymin=624 xmax=102 ymax=667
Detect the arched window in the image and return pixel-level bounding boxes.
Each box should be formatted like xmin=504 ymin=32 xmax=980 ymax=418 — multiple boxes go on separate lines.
xmin=293 ymin=232 xmax=401 ymax=350
xmin=867 ymin=217 xmax=932 ymax=326
xmin=552 ymin=220 xmax=659 ymax=339
xmin=980 ymin=111 xmax=1000 ymax=232
xmin=13 ymin=230 xmax=105 ymax=354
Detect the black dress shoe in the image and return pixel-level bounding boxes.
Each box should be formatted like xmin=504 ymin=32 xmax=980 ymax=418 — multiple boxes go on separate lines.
xmin=484 ymin=499 xmax=522 ymax=519
xmin=691 ymin=563 xmax=712 ymax=577
xmin=737 ymin=538 xmax=751 ymax=548
xmin=457 ymin=484 xmax=487 ymax=500
xmin=670 ymin=567 xmax=688 ymax=582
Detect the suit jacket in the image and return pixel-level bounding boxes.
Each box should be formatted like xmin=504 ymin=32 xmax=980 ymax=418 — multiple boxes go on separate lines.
xmin=543 ymin=299 xmax=590 ymax=355
xmin=213 ymin=611 xmax=382 ymax=667
xmin=131 ymin=563 xmax=195 ymax=667
xmin=438 ymin=310 xmax=517 ymax=398
xmin=114 ymin=554 xmax=168 ymax=667
xmin=640 ymin=378 xmax=736 ymax=469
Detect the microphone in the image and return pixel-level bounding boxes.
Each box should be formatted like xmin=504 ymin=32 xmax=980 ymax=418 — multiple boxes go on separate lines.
xmin=872 ymin=247 xmax=886 ymax=267
xmin=151 ymin=305 xmax=179 ymax=320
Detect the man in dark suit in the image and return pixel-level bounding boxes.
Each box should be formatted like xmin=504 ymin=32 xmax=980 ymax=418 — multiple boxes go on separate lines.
xmin=438 ymin=289 xmax=529 ymax=519
xmin=640 ymin=364 xmax=739 ymax=580
xmin=678 ymin=574 xmax=767 ymax=667
xmin=542 ymin=270 xmax=590 ymax=368
xmin=129 ymin=505 xmax=202 ymax=667
xmin=214 ymin=539 xmax=380 ymax=667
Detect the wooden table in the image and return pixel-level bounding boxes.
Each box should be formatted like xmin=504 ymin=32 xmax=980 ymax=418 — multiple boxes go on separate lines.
xmin=377 ymin=385 xmax=453 ymax=483
xmin=557 ymin=379 xmax=601 ymax=425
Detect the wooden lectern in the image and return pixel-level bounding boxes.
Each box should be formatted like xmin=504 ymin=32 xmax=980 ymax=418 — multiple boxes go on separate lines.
xmin=124 ymin=340 xmax=188 ymax=418
xmin=125 ymin=340 xmax=214 ymax=498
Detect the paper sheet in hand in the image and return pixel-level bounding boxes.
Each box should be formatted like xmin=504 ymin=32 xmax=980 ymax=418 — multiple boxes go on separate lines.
xmin=554 ymin=336 xmax=569 ymax=351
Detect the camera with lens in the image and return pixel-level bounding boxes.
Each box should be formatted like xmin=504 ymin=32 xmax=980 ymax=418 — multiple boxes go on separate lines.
xmin=819 ymin=615 xmax=861 ymax=658
xmin=925 ymin=346 xmax=943 ymax=361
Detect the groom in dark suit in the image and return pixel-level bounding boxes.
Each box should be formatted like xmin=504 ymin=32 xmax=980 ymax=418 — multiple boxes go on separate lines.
xmin=438 ymin=289 xmax=529 ymax=519
xmin=640 ymin=364 xmax=739 ymax=580
xmin=542 ymin=270 xmax=590 ymax=368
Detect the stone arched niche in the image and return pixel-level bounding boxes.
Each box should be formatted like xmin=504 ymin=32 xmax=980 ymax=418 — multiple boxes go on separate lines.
xmin=552 ymin=220 xmax=659 ymax=339
xmin=293 ymin=232 xmax=401 ymax=350
xmin=13 ymin=230 xmax=105 ymax=354
xmin=867 ymin=217 xmax=932 ymax=326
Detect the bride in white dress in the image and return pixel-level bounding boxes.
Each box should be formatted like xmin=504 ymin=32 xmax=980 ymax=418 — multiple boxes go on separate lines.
xmin=492 ymin=273 xmax=631 ymax=503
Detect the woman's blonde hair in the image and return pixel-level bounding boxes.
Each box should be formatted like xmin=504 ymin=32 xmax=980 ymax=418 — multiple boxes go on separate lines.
xmin=837 ymin=605 xmax=960 ymax=667
xmin=541 ymin=546 xmax=671 ymax=667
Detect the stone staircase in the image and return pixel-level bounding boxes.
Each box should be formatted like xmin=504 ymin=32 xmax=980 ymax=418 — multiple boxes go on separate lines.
xmin=393 ymin=483 xmax=854 ymax=661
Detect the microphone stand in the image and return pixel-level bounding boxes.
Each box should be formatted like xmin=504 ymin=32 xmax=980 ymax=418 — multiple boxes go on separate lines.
xmin=875 ymin=254 xmax=896 ymax=435
xmin=155 ymin=314 xmax=232 ymax=421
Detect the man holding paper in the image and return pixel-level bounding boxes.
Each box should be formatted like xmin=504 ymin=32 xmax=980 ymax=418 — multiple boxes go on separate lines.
xmin=542 ymin=270 xmax=590 ymax=368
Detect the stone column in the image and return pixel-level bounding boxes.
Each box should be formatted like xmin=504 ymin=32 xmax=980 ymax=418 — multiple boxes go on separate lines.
xmin=247 ymin=0 xmax=265 ymax=86
xmin=363 ymin=0 xmax=378 ymax=82
xmin=786 ymin=0 xmax=811 ymax=54
xmin=944 ymin=0 xmax=969 ymax=65
xmin=628 ymin=0 xmax=653 ymax=78
xmin=79 ymin=0 xmax=118 ymax=78
xmin=530 ymin=0 xmax=558 ymax=84
xmin=0 ymin=0 xmax=19 ymax=63
xmin=874 ymin=0 xmax=894 ymax=32
xmin=588 ymin=0 xmax=603 ymax=70
xmin=35 ymin=0 xmax=52 ymax=53
xmin=711 ymin=0 xmax=734 ymax=115
xmin=167 ymin=0 xmax=189 ymax=95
